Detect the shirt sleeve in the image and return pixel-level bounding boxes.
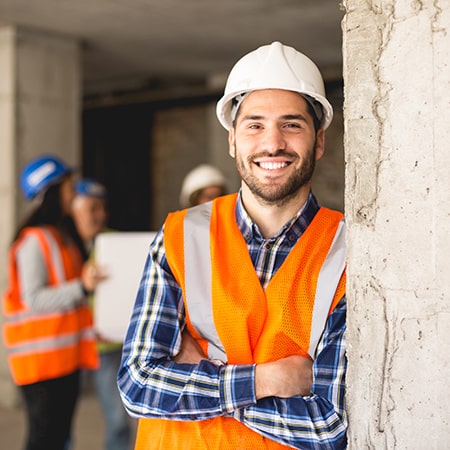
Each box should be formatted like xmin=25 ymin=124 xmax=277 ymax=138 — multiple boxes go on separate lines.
xmin=117 ymin=228 xmax=257 ymax=420
xmin=16 ymin=234 xmax=85 ymax=313
xmin=233 ymin=297 xmax=347 ymax=450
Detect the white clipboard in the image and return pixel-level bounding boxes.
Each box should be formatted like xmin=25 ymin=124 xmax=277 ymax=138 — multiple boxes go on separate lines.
xmin=94 ymin=231 xmax=156 ymax=342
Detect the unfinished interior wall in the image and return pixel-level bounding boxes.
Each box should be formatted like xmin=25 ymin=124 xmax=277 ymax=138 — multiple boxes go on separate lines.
xmin=152 ymin=105 xmax=211 ymax=226
xmin=0 ymin=26 xmax=81 ymax=407
xmin=342 ymin=0 xmax=450 ymax=447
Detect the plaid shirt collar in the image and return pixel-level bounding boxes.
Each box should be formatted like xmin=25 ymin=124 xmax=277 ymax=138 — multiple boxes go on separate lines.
xmin=235 ymin=190 xmax=321 ymax=246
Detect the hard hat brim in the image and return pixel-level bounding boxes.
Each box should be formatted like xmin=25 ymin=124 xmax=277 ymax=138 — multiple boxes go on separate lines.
xmin=216 ymin=87 xmax=333 ymax=131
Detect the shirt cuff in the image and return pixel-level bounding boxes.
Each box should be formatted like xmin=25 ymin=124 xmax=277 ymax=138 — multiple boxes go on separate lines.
xmin=219 ymin=364 xmax=256 ymax=414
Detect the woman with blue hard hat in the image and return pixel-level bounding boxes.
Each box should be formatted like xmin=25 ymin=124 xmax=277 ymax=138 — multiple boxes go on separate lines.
xmin=3 ymin=154 xmax=104 ymax=450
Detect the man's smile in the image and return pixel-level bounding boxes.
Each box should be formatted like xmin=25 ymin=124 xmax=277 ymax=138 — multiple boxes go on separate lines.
xmin=256 ymin=160 xmax=291 ymax=170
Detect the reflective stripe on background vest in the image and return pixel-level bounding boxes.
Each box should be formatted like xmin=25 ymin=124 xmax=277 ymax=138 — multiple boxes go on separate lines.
xmin=41 ymin=227 xmax=66 ymax=283
xmin=183 ymin=199 xmax=346 ymax=360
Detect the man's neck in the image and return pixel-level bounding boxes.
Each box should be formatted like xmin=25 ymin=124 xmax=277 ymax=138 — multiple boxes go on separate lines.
xmin=241 ymin=186 xmax=310 ymax=239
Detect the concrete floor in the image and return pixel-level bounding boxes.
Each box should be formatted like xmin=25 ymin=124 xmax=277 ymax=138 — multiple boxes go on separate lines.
xmin=0 ymin=385 xmax=137 ymax=449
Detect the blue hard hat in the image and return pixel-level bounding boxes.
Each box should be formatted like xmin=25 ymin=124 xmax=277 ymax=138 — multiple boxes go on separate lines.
xmin=20 ymin=154 xmax=73 ymax=200
xmin=75 ymin=178 xmax=108 ymax=199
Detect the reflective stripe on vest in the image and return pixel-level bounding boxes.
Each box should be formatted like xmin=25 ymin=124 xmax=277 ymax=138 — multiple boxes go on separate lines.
xmin=183 ymin=201 xmax=346 ymax=360
xmin=41 ymin=227 xmax=66 ymax=284
xmin=308 ymin=217 xmax=346 ymax=357
xmin=184 ymin=203 xmax=225 ymax=360
xmin=6 ymin=327 xmax=95 ymax=355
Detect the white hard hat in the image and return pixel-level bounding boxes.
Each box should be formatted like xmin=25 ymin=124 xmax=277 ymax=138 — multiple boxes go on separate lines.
xmin=216 ymin=41 xmax=333 ymax=130
xmin=180 ymin=164 xmax=227 ymax=208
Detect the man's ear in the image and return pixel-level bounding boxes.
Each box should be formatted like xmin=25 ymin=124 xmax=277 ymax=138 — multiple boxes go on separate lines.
xmin=228 ymin=128 xmax=236 ymax=158
xmin=315 ymin=129 xmax=325 ymax=161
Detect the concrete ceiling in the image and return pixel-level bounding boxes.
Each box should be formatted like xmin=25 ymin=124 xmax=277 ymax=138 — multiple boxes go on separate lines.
xmin=0 ymin=0 xmax=344 ymax=92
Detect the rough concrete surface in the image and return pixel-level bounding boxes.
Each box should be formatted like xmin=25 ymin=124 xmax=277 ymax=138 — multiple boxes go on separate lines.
xmin=343 ymin=0 xmax=450 ymax=448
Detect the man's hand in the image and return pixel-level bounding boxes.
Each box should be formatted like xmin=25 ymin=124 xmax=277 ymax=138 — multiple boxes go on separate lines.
xmin=173 ymin=330 xmax=207 ymax=364
xmin=255 ymin=355 xmax=313 ymax=399
xmin=174 ymin=333 xmax=313 ymax=399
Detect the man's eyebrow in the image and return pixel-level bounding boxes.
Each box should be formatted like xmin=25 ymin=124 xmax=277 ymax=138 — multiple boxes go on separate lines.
xmin=240 ymin=114 xmax=264 ymax=121
xmin=281 ymin=114 xmax=309 ymax=122
xmin=240 ymin=114 xmax=309 ymax=122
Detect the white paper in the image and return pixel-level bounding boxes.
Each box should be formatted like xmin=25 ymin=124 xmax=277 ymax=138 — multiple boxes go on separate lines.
xmin=94 ymin=231 xmax=156 ymax=342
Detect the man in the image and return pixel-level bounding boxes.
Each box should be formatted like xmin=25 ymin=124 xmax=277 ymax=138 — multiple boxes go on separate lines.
xmin=118 ymin=41 xmax=347 ymax=449
xmin=73 ymin=179 xmax=132 ymax=450
xmin=179 ymin=164 xmax=228 ymax=208
xmin=72 ymin=179 xmax=109 ymax=253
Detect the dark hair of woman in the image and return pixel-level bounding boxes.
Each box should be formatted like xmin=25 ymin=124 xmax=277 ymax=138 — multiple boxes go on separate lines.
xmin=13 ymin=177 xmax=89 ymax=261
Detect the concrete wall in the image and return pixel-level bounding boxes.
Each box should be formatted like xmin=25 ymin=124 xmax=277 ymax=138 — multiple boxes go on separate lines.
xmin=343 ymin=0 xmax=450 ymax=447
xmin=0 ymin=29 xmax=17 ymax=326
xmin=0 ymin=26 xmax=81 ymax=407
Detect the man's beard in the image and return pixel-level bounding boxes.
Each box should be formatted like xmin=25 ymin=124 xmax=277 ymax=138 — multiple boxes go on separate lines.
xmin=234 ymin=146 xmax=316 ymax=207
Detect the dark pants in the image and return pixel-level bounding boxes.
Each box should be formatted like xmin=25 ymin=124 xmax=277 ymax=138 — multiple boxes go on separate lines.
xmin=19 ymin=370 xmax=80 ymax=450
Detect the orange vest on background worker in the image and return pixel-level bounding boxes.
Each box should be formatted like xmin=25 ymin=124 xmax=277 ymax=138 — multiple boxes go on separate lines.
xmin=135 ymin=194 xmax=346 ymax=449
xmin=3 ymin=225 xmax=99 ymax=386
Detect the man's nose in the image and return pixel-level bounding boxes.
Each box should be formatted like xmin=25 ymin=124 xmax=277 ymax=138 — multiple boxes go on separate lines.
xmin=261 ymin=126 xmax=286 ymax=153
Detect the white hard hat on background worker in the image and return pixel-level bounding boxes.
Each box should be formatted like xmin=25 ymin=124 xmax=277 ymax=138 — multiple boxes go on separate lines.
xmin=216 ymin=41 xmax=333 ymax=130
xmin=179 ymin=164 xmax=227 ymax=208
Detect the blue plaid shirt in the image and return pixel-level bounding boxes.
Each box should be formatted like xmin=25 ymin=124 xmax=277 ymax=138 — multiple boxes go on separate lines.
xmin=118 ymin=192 xmax=347 ymax=449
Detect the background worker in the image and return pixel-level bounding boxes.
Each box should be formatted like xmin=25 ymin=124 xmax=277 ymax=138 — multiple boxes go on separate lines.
xmin=72 ymin=178 xmax=109 ymax=254
xmin=72 ymin=178 xmax=132 ymax=450
xmin=118 ymin=41 xmax=347 ymax=449
xmin=3 ymin=155 xmax=102 ymax=450
xmin=179 ymin=164 xmax=228 ymax=208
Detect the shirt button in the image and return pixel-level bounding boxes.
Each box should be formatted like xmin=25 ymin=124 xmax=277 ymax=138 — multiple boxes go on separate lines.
xmin=264 ymin=242 xmax=271 ymax=250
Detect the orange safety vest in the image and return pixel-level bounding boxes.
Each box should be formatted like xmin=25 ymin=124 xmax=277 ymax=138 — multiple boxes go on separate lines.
xmin=135 ymin=194 xmax=346 ymax=450
xmin=2 ymin=226 xmax=99 ymax=386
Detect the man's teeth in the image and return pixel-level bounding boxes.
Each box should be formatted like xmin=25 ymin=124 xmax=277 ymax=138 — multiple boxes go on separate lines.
xmin=259 ymin=161 xmax=288 ymax=170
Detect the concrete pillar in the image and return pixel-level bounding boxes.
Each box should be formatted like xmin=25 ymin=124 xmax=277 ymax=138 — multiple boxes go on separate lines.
xmin=0 ymin=26 xmax=81 ymax=407
xmin=342 ymin=0 xmax=450 ymax=447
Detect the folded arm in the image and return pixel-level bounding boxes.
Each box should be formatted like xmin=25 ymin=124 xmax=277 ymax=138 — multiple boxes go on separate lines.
xmin=176 ymin=330 xmax=313 ymax=398
xmin=117 ymin=230 xmax=347 ymax=449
